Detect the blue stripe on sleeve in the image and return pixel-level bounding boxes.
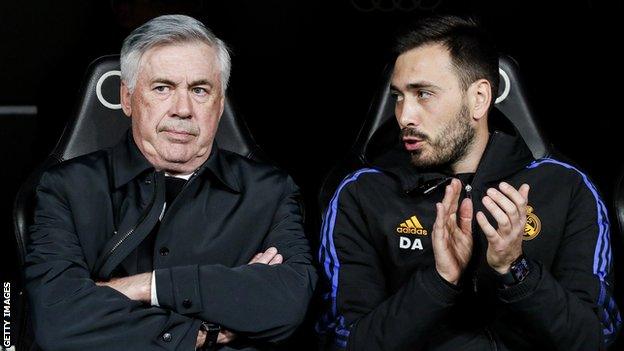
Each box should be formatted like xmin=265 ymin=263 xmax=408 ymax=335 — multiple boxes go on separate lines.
xmin=527 ymin=158 xmax=621 ymax=342
xmin=316 ymin=168 xmax=381 ymax=346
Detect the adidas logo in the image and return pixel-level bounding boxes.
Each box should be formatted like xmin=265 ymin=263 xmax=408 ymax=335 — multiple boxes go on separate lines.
xmin=396 ymin=215 xmax=428 ymax=235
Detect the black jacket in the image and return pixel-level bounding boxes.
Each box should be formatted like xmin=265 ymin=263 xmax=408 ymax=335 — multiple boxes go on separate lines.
xmin=318 ymin=131 xmax=620 ymax=351
xmin=24 ymin=133 xmax=317 ymax=351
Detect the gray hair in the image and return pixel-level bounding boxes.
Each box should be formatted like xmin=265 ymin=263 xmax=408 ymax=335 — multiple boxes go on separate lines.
xmin=120 ymin=14 xmax=231 ymax=93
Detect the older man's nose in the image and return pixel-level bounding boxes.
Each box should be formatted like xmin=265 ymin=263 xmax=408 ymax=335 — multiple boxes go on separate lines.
xmin=171 ymin=90 xmax=192 ymax=118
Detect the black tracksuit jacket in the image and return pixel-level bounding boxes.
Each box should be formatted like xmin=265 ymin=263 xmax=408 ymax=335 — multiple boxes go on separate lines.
xmin=24 ymin=132 xmax=317 ymax=350
xmin=318 ymin=130 xmax=621 ymax=351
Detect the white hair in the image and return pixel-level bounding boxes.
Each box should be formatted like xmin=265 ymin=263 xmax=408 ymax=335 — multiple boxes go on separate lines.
xmin=120 ymin=14 xmax=231 ymax=93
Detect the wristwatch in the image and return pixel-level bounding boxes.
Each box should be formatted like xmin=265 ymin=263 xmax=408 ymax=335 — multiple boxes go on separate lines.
xmin=199 ymin=322 xmax=220 ymax=350
xmin=495 ymin=254 xmax=531 ymax=288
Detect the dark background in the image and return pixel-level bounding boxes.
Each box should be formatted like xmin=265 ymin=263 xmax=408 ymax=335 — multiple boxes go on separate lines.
xmin=1 ymin=0 xmax=622 ymax=349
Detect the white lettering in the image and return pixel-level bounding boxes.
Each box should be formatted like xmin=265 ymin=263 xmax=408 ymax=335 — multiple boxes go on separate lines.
xmin=399 ymin=237 xmax=423 ymax=250
xmin=411 ymin=238 xmax=423 ymax=250
xmin=3 ymin=319 xmax=10 ymax=347
xmin=399 ymin=236 xmax=411 ymax=249
xmin=3 ymin=282 xmax=10 ymax=347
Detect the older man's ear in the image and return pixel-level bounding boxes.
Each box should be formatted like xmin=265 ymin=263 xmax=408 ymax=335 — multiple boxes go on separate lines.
xmin=120 ymin=81 xmax=132 ymax=118
xmin=217 ymin=92 xmax=225 ymax=121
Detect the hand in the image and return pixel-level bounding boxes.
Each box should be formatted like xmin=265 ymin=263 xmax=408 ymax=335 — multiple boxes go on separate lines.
xmin=96 ymin=272 xmax=151 ymax=303
xmin=217 ymin=329 xmax=237 ymax=344
xmin=196 ymin=328 xmax=237 ymax=349
xmin=196 ymin=330 xmax=206 ymax=349
xmin=432 ymin=178 xmax=474 ymax=285
xmin=195 ymin=246 xmax=283 ymax=349
xmin=248 ymin=246 xmax=283 ymax=265
xmin=476 ymin=182 xmax=530 ymax=274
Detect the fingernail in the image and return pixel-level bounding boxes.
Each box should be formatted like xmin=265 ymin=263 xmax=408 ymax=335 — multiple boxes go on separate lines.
xmin=267 ymin=247 xmax=277 ymax=253
xmin=500 ymin=182 xmax=509 ymax=189
xmin=487 ymin=188 xmax=495 ymax=196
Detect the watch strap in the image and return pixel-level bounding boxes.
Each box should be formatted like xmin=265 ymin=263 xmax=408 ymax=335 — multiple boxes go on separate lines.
xmin=495 ymin=254 xmax=531 ymax=287
xmin=199 ymin=322 xmax=220 ymax=350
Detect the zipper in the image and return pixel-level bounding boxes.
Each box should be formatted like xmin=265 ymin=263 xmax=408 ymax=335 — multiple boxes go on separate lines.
xmin=468 ymin=180 xmax=479 ymax=295
xmin=463 ymin=133 xmax=500 ymax=295
xmin=104 ymin=171 xmax=159 ymax=259
xmin=103 ymin=168 xmax=199 ymax=262
xmin=461 ymin=181 xmax=479 ymax=294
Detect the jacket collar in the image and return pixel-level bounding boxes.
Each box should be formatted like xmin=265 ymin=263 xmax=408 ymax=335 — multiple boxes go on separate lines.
xmin=368 ymin=130 xmax=535 ymax=193
xmin=110 ymin=131 xmax=241 ymax=193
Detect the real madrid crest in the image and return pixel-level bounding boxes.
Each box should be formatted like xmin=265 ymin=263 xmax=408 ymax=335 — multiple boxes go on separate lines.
xmin=523 ymin=205 xmax=541 ymax=240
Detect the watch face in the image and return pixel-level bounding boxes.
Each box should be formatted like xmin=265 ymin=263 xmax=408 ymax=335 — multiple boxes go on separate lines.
xmin=511 ymin=257 xmax=530 ymax=282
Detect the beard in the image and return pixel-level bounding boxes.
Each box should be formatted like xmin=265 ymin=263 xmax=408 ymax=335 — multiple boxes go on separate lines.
xmin=400 ymin=103 xmax=475 ymax=170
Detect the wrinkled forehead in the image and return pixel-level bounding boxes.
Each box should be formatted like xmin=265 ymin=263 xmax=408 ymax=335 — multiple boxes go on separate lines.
xmin=391 ymin=43 xmax=460 ymax=91
xmin=137 ymin=41 xmax=221 ymax=84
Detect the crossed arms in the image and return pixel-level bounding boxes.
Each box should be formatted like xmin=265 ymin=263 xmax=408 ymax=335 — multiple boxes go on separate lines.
xmin=24 ymin=170 xmax=317 ymax=350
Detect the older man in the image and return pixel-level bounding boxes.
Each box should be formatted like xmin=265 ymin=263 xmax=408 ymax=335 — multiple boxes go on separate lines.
xmin=25 ymin=15 xmax=316 ymax=350
xmin=318 ymin=15 xmax=620 ymax=351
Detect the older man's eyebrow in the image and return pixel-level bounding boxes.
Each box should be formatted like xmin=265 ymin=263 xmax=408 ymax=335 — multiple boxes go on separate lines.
xmin=188 ymin=79 xmax=214 ymax=88
xmin=151 ymin=78 xmax=178 ymax=86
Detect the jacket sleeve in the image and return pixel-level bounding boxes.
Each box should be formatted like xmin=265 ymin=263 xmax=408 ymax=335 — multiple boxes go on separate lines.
xmin=318 ymin=172 xmax=461 ymax=351
xmin=153 ymin=175 xmax=318 ymax=343
xmin=24 ymin=170 xmax=202 ymax=351
xmin=496 ymin=172 xmax=621 ymax=350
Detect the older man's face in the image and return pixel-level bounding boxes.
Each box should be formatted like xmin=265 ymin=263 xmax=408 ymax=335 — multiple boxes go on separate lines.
xmin=121 ymin=41 xmax=225 ymax=174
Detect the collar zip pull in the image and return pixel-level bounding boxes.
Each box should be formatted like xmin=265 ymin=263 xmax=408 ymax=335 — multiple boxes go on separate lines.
xmin=464 ymin=184 xmax=473 ymax=199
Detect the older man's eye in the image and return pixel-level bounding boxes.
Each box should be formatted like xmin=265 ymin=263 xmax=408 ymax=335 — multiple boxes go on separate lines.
xmin=154 ymin=86 xmax=170 ymax=93
xmin=192 ymin=87 xmax=208 ymax=96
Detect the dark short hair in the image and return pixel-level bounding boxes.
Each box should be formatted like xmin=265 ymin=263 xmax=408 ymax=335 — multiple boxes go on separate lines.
xmin=395 ymin=15 xmax=499 ymax=107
